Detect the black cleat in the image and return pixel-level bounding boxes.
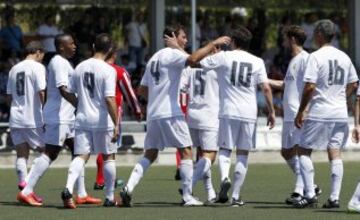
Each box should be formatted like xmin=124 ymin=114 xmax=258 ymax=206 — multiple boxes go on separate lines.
xmin=231 ymin=198 xmax=245 ymax=207
xmin=103 ymin=198 xmax=118 ymax=207
xmin=285 ymin=192 xmax=302 ymax=205
xmin=293 ymin=196 xmax=318 ymax=208
xmin=93 ymin=182 xmax=105 ymax=190
xmin=215 ymin=178 xmax=231 ymax=203
xmin=322 ymin=199 xmax=340 ymax=209
xmin=119 ymin=187 xmax=132 ymax=207
xmin=174 ymin=169 xmax=181 ymax=181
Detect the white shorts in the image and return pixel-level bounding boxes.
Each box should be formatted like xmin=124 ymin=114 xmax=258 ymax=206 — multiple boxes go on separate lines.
xmin=189 ymin=128 xmax=218 ymax=151
xmin=282 ymin=122 xmax=301 ymax=149
xmin=299 ymin=120 xmax=349 ymax=150
xmin=44 ymin=124 xmax=74 ymax=146
xmin=74 ymin=129 xmax=117 ymax=155
xmin=144 ymin=117 xmax=193 ymax=151
xmin=10 ymin=127 xmax=45 ymax=149
xmin=218 ymin=118 xmax=256 ymax=151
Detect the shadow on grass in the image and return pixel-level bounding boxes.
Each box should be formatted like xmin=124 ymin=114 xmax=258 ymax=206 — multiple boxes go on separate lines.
xmin=314 ymin=209 xmax=358 ymax=215
xmin=0 ymin=201 xmax=59 ymax=209
xmin=132 ymin=201 xmax=182 ymax=208
xmin=246 ymin=201 xmax=285 ymax=205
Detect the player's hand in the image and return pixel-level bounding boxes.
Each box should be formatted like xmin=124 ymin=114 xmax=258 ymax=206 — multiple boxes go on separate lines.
xmin=294 ymin=112 xmax=304 ymax=129
xmin=212 ymin=36 xmax=231 ymax=47
xmin=352 ymin=126 xmax=360 ymax=143
xmin=267 ymin=112 xmax=275 ymax=129
xmin=135 ymin=112 xmax=143 ymax=122
xmin=164 ymin=32 xmax=179 ymax=49
xmin=111 ymin=126 xmax=120 ymax=143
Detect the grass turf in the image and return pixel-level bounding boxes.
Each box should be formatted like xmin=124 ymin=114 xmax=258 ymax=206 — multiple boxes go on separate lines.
xmin=1 ymin=162 xmax=360 ymax=220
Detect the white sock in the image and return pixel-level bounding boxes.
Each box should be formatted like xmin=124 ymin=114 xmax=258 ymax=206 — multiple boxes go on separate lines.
xmin=203 ymin=169 xmax=216 ymax=200
xmin=16 ymin=157 xmax=27 ymax=184
xmin=231 ymin=155 xmax=248 ymax=200
xmin=350 ymin=183 xmax=360 ymax=204
xmin=180 ymin=159 xmax=193 ymax=202
xmin=330 ymin=159 xmax=343 ymax=201
xmin=65 ymin=157 xmax=85 ymax=194
xmin=104 ymin=160 xmax=116 ymax=201
xmin=286 ymin=156 xmax=304 ymax=195
xmin=126 ymin=157 xmax=151 ymax=194
xmin=299 ymin=155 xmax=315 ymax=198
xmin=75 ymin=167 xmax=87 ymax=198
xmin=192 ymin=157 xmax=211 ymax=188
xmin=218 ymin=149 xmax=231 ymax=181
xmin=22 ymin=154 xmax=51 ymax=196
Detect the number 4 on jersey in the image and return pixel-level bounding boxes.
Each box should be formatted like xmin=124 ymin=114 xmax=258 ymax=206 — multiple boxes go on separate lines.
xmin=150 ymin=61 xmax=160 ymax=85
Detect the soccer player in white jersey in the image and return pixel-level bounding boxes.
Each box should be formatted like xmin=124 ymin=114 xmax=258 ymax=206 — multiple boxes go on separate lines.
xmin=294 ymin=20 xmax=358 ymax=208
xmin=180 ymin=66 xmax=219 ymax=204
xmin=199 ymin=26 xmax=276 ymax=206
xmin=119 ymin=25 xmax=230 ymax=207
xmin=7 ymin=41 xmax=46 ymax=206
xmin=18 ymin=34 xmax=101 ymax=207
xmin=268 ymin=25 xmax=321 ymax=204
xmin=348 ymin=87 xmax=360 ymax=213
xmin=60 ymin=33 xmax=119 ymax=208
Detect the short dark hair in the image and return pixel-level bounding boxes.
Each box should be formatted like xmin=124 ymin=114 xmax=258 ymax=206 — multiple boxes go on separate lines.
xmin=105 ymin=43 xmax=118 ymax=61
xmin=54 ymin=34 xmax=72 ymax=51
xmin=230 ymin=25 xmax=252 ymax=50
xmin=25 ymin=41 xmax=44 ymax=56
xmin=283 ymin=25 xmax=307 ymax=46
xmin=93 ymin=33 xmax=112 ymax=54
xmin=314 ymin=19 xmax=335 ymax=43
xmin=163 ymin=24 xmax=185 ymax=38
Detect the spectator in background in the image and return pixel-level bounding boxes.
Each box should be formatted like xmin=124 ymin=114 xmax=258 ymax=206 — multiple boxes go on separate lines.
xmin=301 ymin=12 xmax=318 ymax=52
xmin=94 ymin=16 xmax=110 ymax=35
xmin=0 ymin=14 xmax=23 ymax=58
xmin=124 ymin=11 xmax=148 ymax=71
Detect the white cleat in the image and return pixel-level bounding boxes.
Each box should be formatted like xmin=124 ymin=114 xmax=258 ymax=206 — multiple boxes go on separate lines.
xmin=183 ymin=196 xmax=204 ymax=207
xmin=348 ymin=201 xmax=360 ymax=213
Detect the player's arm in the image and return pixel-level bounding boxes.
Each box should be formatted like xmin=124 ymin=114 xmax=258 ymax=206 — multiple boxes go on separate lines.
xmin=295 ymin=82 xmax=316 ymax=128
xmin=346 ymin=82 xmax=358 ymax=98
xmin=260 ymin=82 xmax=275 ymax=129
xmin=38 ymin=90 xmax=46 ymax=106
xmin=59 ymin=86 xmax=78 ymax=108
xmin=268 ymin=79 xmax=284 ymax=90
xmin=138 ymin=85 xmax=148 ymax=101
xmin=105 ymin=96 xmax=119 ymax=142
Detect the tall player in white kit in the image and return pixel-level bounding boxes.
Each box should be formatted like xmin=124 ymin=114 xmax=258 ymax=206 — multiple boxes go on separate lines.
xmin=7 ymin=41 xmax=46 ymax=207
xmin=180 ymin=66 xmax=219 ymax=204
xmin=60 ymin=34 xmax=119 ymax=208
xmin=294 ymin=20 xmax=358 ymax=208
xmin=268 ymin=25 xmax=321 ymax=204
xmin=199 ymin=26 xmax=275 ymax=206
xmin=119 ymin=25 xmax=230 ymax=207
xmin=18 ymin=34 xmax=101 ymax=207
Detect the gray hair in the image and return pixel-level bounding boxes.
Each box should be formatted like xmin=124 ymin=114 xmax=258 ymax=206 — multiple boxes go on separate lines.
xmin=314 ymin=19 xmax=335 ymax=43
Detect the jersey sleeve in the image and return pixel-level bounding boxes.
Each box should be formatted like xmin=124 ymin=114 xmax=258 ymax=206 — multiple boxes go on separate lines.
xmin=303 ymin=55 xmax=319 ymax=83
xmin=347 ymin=62 xmax=359 ymax=84
xmin=104 ymin=68 xmax=116 ymax=97
xmin=164 ymin=49 xmax=189 ymax=68
xmin=140 ymin=68 xmax=150 ymax=86
xmin=118 ymin=70 xmax=142 ymax=114
xmin=34 ymin=64 xmax=46 ymax=92
xmin=256 ymin=60 xmax=269 ymax=85
xmin=200 ymin=51 xmax=225 ymax=71
xmin=54 ymin=58 xmax=70 ymax=88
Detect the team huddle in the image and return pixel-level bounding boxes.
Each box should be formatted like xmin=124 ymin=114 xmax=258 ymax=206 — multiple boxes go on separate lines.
xmin=6 ymin=18 xmax=360 ymax=212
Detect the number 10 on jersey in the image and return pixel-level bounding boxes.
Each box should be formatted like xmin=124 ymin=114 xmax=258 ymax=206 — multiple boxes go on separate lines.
xmin=230 ymin=61 xmax=252 ymax=88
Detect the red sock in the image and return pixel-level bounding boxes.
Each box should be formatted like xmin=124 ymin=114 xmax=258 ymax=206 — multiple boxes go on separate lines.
xmin=96 ymin=154 xmax=104 ymax=185
xmin=176 ymin=150 xmax=181 ymax=169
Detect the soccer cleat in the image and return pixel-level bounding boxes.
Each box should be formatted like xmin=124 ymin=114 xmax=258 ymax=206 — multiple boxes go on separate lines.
xmin=293 ymin=196 xmax=318 ymax=208
xmin=119 ymin=187 xmax=132 ymax=207
xmin=204 ymin=197 xmax=217 ymax=206
xmin=18 ymin=181 xmax=26 ymax=190
xmin=322 ymin=199 xmax=340 ymax=209
xmin=75 ymin=195 xmax=102 ymax=205
xmin=17 ymin=191 xmax=42 ymax=207
xmin=216 ymin=178 xmax=231 ymax=203
xmin=182 ymin=196 xmax=204 ymax=207
xmin=93 ymin=182 xmax=105 ymax=190
xmin=174 ymin=169 xmax=181 ymax=181
xmin=285 ymin=192 xmax=302 ymax=205
xmin=61 ymin=188 xmax=76 ymax=209
xmin=103 ymin=198 xmax=118 ymax=207
xmin=348 ymin=201 xmax=360 ymax=213
xmin=30 ymin=192 xmax=43 ymax=203
xmin=231 ymin=198 xmax=245 ymax=207
xmin=315 ymin=185 xmax=322 ymax=196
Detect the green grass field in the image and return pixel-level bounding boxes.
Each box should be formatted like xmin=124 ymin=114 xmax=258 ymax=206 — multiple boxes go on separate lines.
xmin=1 ymin=162 xmax=360 ymax=220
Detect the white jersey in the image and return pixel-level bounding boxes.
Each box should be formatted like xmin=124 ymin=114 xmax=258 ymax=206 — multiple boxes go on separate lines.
xmin=69 ymin=58 xmax=116 ymax=130
xmin=283 ymin=50 xmax=309 ymax=122
xmin=181 ymin=67 xmax=219 ymax=130
xmin=43 ymin=55 xmax=75 ymax=125
xmin=200 ymin=50 xmax=268 ymax=122
xmin=141 ymin=47 xmax=188 ymax=121
xmin=303 ymin=46 xmax=358 ymax=121
xmin=7 ymin=59 xmax=46 ymax=128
